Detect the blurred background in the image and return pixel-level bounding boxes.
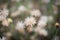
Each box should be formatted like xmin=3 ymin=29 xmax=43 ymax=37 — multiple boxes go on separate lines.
xmin=0 ymin=0 xmax=60 ymax=40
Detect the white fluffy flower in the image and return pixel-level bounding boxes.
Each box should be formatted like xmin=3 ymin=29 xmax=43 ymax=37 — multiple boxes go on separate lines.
xmin=24 ymin=17 xmax=36 ymax=26
xmin=40 ymin=16 xmax=48 ymax=22
xmin=34 ymin=27 xmax=48 ymax=36
xmin=30 ymin=9 xmax=41 ymax=17
xmin=2 ymin=19 xmax=9 ymax=27
xmin=15 ymin=21 xmax=25 ymax=31
xmin=37 ymin=16 xmax=48 ymax=28
xmin=37 ymin=21 xmax=47 ymax=28
xmin=18 ymin=5 xmax=27 ymax=12
xmin=0 ymin=9 xmax=9 ymax=21
xmin=39 ymin=29 xmax=48 ymax=36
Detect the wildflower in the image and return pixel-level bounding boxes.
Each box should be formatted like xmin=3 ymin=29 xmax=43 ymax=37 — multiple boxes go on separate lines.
xmin=0 ymin=9 xmax=9 ymax=21
xmin=24 ymin=17 xmax=36 ymax=26
xmin=30 ymin=9 xmax=41 ymax=17
xmin=34 ymin=27 xmax=48 ymax=36
xmin=37 ymin=21 xmax=47 ymax=28
xmin=37 ymin=16 xmax=48 ymax=28
xmin=15 ymin=21 xmax=25 ymax=33
xmin=40 ymin=16 xmax=48 ymax=22
xmin=2 ymin=19 xmax=9 ymax=27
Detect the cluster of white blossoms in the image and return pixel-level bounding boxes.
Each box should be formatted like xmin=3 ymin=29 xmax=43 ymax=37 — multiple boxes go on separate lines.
xmin=15 ymin=7 xmax=49 ymax=36
xmin=0 ymin=9 xmax=9 ymax=21
xmin=37 ymin=21 xmax=47 ymax=28
xmin=15 ymin=17 xmax=36 ymax=32
xmin=34 ymin=25 xmax=48 ymax=36
xmin=24 ymin=17 xmax=36 ymax=26
xmin=37 ymin=16 xmax=48 ymax=28
xmin=15 ymin=21 xmax=25 ymax=31
xmin=34 ymin=16 xmax=48 ymax=36
xmin=34 ymin=27 xmax=48 ymax=36
xmin=30 ymin=9 xmax=41 ymax=17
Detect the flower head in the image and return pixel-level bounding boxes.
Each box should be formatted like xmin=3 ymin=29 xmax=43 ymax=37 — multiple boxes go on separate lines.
xmin=0 ymin=9 xmax=9 ymax=21
xmin=40 ymin=16 xmax=48 ymax=22
xmin=15 ymin=21 xmax=25 ymax=33
xmin=30 ymin=9 xmax=41 ymax=17
xmin=15 ymin=21 xmax=25 ymax=30
xmin=2 ymin=19 xmax=9 ymax=27
xmin=37 ymin=16 xmax=48 ymax=28
xmin=34 ymin=27 xmax=48 ymax=36
xmin=39 ymin=29 xmax=48 ymax=36
xmin=24 ymin=17 xmax=36 ymax=26
xmin=37 ymin=21 xmax=47 ymax=28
